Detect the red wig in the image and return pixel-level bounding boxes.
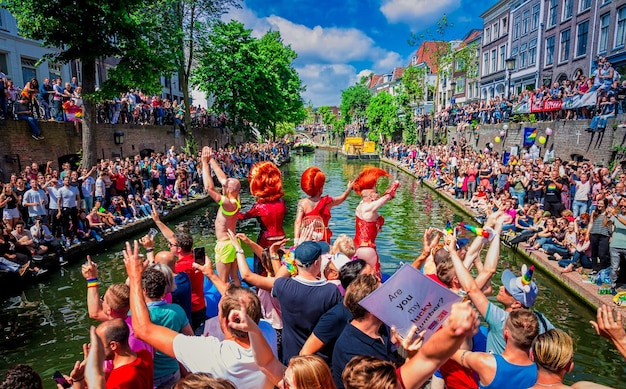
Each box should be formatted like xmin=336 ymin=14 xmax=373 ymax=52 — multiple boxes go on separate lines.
xmin=248 ymin=161 xmax=284 ymax=203
xmin=301 ymin=166 xmax=326 ymax=197
xmin=353 ymin=167 xmax=390 ymax=195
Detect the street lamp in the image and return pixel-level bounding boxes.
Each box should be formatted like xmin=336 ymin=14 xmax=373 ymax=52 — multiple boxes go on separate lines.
xmin=505 ymin=57 xmax=516 ymax=100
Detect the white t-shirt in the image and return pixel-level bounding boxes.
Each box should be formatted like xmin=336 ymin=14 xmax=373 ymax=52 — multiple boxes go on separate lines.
xmin=173 ymin=334 xmax=273 ymax=389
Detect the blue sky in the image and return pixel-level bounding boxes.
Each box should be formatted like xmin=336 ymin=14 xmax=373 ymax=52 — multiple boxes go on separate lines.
xmin=224 ymin=0 xmax=498 ymax=107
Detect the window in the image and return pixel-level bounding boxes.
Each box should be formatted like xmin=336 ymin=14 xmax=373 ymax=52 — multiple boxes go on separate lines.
xmin=532 ymin=4 xmax=540 ymax=31
xmin=576 ymin=20 xmax=589 ymax=57
xmin=599 ymin=13 xmax=610 ymax=53
xmin=523 ymin=11 xmax=530 ymax=34
xmin=560 ymin=29 xmax=571 ymax=62
xmin=546 ymin=36 xmax=555 ymax=66
xmin=49 ymin=62 xmax=62 ymax=80
xmin=500 ymin=45 xmax=506 ymax=71
xmin=491 ymin=49 xmax=497 ymax=73
xmin=493 ymin=22 xmax=499 ymax=39
xmin=514 ymin=16 xmax=521 ymax=39
xmin=483 ymin=52 xmax=489 ymax=76
xmin=21 ymin=57 xmax=37 ymax=84
xmin=529 ymin=39 xmax=537 ymax=65
xmin=520 ymin=43 xmax=527 ymax=68
xmin=485 ymin=27 xmax=491 ymax=44
xmin=502 ymin=17 xmax=508 ymax=32
xmin=0 ymin=53 xmax=8 ymax=78
xmin=563 ymin=0 xmax=573 ymax=20
xmin=548 ymin=0 xmax=558 ymax=27
xmin=617 ymin=6 xmax=626 ymax=48
xmin=579 ymin=0 xmax=591 ymax=12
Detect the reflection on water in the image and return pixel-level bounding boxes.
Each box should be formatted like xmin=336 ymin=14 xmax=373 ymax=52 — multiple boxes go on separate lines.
xmin=0 ymin=150 xmax=624 ymax=388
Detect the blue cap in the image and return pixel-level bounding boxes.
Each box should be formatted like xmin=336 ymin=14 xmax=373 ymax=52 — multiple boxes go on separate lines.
xmin=456 ymin=238 xmax=470 ymax=250
xmin=501 ymin=268 xmax=538 ymax=307
xmin=294 ymin=241 xmax=323 ymax=267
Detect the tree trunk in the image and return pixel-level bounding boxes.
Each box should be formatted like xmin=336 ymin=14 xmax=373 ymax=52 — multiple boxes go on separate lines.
xmin=181 ymin=74 xmax=192 ymax=132
xmin=82 ymin=60 xmax=97 ymax=167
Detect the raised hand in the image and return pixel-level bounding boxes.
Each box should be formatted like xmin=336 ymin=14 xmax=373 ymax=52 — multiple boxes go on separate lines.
xmin=122 ymin=240 xmax=143 ymax=283
xmin=445 ymin=301 xmax=478 ymax=337
xmin=81 ymin=255 xmax=98 ymax=280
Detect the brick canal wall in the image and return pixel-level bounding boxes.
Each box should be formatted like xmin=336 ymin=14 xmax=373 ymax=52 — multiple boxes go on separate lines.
xmin=0 ymin=120 xmax=241 ymax=179
xmin=451 ymin=114 xmax=626 ymax=166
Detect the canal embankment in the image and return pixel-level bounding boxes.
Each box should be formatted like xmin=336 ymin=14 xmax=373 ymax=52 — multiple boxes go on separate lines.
xmin=380 ymin=156 xmax=620 ymax=312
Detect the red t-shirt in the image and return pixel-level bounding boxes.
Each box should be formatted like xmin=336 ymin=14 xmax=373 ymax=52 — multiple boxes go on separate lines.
xmin=106 ymin=349 xmax=153 ymax=389
xmin=175 ymin=253 xmax=206 ymax=312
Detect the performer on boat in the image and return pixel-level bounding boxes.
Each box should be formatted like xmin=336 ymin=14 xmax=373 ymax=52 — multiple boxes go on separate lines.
xmin=294 ymin=166 xmax=352 ymax=244
xmin=239 ymin=161 xmax=286 ymax=273
xmin=353 ymin=167 xmax=400 ymax=277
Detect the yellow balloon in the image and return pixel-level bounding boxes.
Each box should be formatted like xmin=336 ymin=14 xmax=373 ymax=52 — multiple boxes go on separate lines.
xmin=538 ymin=136 xmax=546 ymax=144
xmin=494 ymin=136 xmax=501 ymax=143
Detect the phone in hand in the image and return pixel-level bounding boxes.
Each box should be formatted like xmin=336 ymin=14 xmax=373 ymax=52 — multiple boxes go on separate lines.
xmin=53 ymin=371 xmax=71 ymax=389
xmin=194 ymin=247 xmax=206 ymax=265
xmin=147 ymin=228 xmax=158 ymax=240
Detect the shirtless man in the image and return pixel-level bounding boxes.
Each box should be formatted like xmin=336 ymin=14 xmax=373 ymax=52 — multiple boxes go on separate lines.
xmin=201 ymin=146 xmax=241 ymax=286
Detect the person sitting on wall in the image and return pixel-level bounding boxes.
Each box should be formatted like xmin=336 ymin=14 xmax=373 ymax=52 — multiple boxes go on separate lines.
xmin=13 ymin=95 xmax=44 ymax=140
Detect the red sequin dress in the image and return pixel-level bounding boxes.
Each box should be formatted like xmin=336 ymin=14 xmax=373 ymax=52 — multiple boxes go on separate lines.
xmin=354 ymin=215 xmax=384 ymax=275
xmin=239 ymin=199 xmax=286 ymax=248
xmin=303 ymin=195 xmax=333 ymax=243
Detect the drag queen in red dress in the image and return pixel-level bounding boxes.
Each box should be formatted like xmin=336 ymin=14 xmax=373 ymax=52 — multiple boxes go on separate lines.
xmin=353 ymin=167 xmax=400 ymax=277
xmin=294 ymin=166 xmax=352 ymax=244
xmin=239 ymin=161 xmax=287 ymax=249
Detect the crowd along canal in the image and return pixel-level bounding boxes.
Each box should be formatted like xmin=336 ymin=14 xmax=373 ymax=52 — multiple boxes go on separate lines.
xmin=0 ymin=150 xmax=624 ymax=388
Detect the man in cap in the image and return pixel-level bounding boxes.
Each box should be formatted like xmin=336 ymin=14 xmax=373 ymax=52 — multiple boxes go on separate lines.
xmin=271 ymin=240 xmax=342 ymax=364
xmin=448 ymin=236 xmax=554 ymax=355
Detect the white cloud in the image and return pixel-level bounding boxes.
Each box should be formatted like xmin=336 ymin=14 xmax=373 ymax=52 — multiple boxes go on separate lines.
xmin=296 ymin=63 xmax=361 ymax=106
xmin=222 ymin=5 xmax=403 ymax=106
xmin=380 ymin=0 xmax=460 ymax=24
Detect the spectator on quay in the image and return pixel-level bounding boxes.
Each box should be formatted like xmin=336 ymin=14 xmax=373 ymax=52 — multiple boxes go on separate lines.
xmin=38 ymin=77 xmax=53 ymax=120
xmin=11 ymin=220 xmax=48 ymax=257
xmin=588 ymin=198 xmax=613 ymax=275
xmin=52 ymin=78 xmax=68 ymax=121
xmin=58 ymin=176 xmax=81 ymax=246
xmin=0 ymin=65 xmax=7 ymax=119
xmin=1 ymin=183 xmax=21 ymax=230
xmin=13 ymin=95 xmax=44 ymax=140
xmin=22 ymin=178 xmax=48 ymax=225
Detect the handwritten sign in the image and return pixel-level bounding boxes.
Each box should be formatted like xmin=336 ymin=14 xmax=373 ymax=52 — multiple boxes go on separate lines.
xmin=359 ymin=264 xmax=462 ymax=341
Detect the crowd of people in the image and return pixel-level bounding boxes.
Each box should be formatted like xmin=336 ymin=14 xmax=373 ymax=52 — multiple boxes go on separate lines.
xmin=0 ymin=69 xmax=230 ymax=142
xmin=384 ymin=138 xmax=626 ymax=297
xmin=1 ymin=140 xmax=625 ymax=389
xmin=0 ymin=142 xmax=289 ymax=279
xmin=434 ymin=56 xmax=626 ymax=132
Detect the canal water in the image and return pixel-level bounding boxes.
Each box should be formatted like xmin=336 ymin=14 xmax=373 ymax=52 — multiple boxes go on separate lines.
xmin=0 ymin=150 xmax=623 ymax=388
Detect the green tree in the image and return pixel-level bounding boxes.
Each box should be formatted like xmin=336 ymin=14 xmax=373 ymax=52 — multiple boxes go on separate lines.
xmin=340 ymin=82 xmax=371 ymax=134
xmin=317 ymin=105 xmax=339 ymax=143
xmin=401 ymin=66 xmax=427 ymax=112
xmin=192 ymin=21 xmax=305 ymax=139
xmin=2 ymin=0 xmax=161 ymax=166
xmin=365 ymin=91 xmax=401 ymax=142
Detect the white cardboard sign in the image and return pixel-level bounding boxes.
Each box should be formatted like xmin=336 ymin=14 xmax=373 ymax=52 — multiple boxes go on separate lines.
xmin=359 ymin=264 xmax=462 ymax=341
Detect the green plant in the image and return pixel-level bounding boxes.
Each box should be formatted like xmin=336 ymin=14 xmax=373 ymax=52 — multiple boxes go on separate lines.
xmin=182 ymin=134 xmax=199 ymax=156
xmin=613 ymin=123 xmax=618 ymax=131
xmin=528 ymin=114 xmax=537 ymax=123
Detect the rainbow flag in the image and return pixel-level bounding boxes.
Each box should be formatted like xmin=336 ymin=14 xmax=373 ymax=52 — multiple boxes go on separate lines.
xmin=523 ymin=127 xmax=537 ymax=147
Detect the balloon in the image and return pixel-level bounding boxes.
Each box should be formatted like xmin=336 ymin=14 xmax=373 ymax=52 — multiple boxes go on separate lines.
xmin=503 ymin=124 xmax=508 ymax=131
xmin=484 ymin=148 xmax=490 ymax=153
xmin=538 ymin=136 xmax=546 ymax=144
xmin=523 ymin=153 xmax=531 ymax=160
xmin=500 ymin=130 xmax=506 ymax=137
xmin=495 ymin=136 xmax=501 ymax=143
xmin=489 ymin=142 xmax=494 ymax=148
xmin=545 ymin=128 xmax=553 ymax=136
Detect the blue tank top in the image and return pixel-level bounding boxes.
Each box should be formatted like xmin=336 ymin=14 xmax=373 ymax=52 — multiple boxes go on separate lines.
xmin=480 ymin=355 xmax=537 ymax=389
